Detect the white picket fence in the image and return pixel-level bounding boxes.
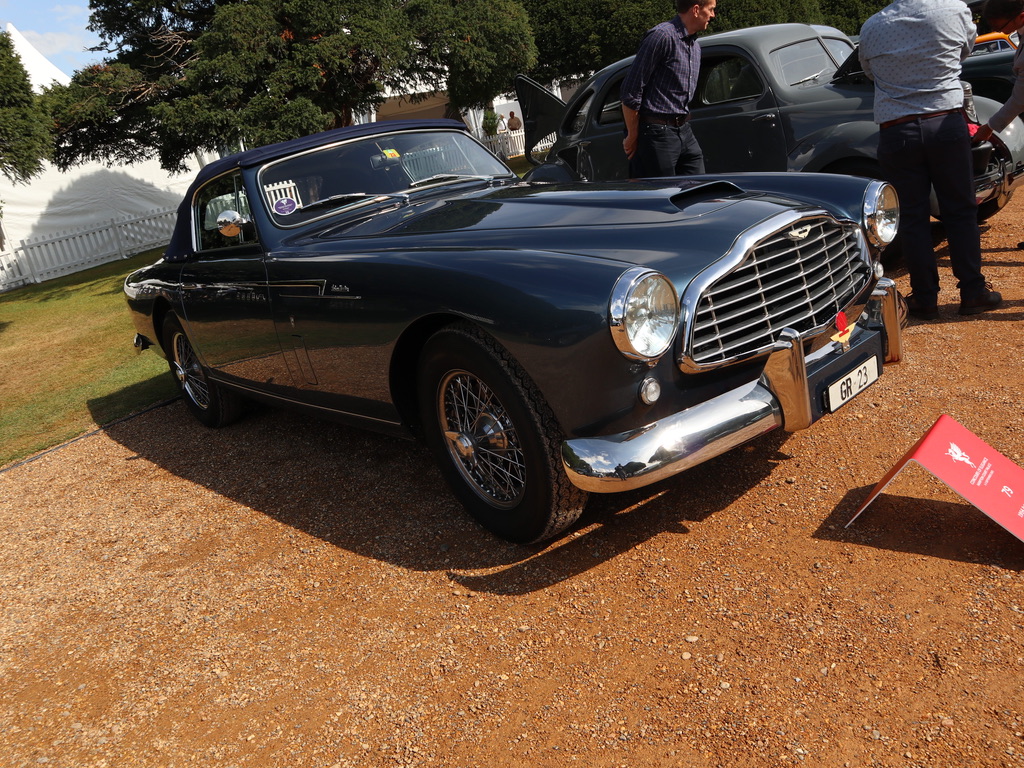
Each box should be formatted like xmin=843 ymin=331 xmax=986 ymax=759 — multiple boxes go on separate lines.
xmin=480 ymin=129 xmax=555 ymax=160
xmin=0 ymin=208 xmax=177 ymax=293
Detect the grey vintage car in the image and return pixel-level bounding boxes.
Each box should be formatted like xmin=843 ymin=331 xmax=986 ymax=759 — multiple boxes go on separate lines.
xmin=517 ymin=23 xmax=1024 ymax=218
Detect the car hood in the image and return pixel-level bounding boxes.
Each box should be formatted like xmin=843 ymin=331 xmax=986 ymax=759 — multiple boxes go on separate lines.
xmin=302 ymin=178 xmax=825 ymax=272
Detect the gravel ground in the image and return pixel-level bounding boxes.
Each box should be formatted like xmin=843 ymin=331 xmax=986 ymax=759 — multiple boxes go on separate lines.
xmin=2 ymin=194 xmax=1024 ymax=768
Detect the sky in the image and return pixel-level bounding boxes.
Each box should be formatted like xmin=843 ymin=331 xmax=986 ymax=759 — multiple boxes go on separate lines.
xmin=1 ymin=0 xmax=102 ymax=76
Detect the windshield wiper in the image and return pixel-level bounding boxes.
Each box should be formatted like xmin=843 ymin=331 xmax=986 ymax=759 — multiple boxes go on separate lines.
xmin=298 ymin=192 xmax=408 ymax=213
xmin=790 ymin=68 xmax=829 ymax=86
xmin=407 ymin=173 xmax=494 ymax=189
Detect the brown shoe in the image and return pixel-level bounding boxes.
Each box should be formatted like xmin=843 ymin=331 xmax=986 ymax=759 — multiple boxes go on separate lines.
xmin=959 ymin=284 xmax=1002 ymax=316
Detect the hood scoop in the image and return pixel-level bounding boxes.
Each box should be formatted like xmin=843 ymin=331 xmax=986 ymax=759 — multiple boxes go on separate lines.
xmin=668 ymin=180 xmax=745 ymax=212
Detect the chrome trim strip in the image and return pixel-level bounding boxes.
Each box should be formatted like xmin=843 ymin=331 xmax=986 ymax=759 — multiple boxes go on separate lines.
xmin=561 ymin=380 xmax=782 ymax=493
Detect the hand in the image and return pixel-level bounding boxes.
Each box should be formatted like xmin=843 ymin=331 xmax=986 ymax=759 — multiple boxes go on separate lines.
xmin=623 ymin=134 xmax=637 ymax=159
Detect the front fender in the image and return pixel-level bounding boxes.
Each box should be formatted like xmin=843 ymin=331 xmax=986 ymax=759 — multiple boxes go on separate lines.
xmin=522 ymin=159 xmax=579 ymax=184
xmin=789 ymin=120 xmax=880 ymax=173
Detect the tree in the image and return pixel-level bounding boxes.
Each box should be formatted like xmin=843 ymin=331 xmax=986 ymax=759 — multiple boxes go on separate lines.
xmin=406 ymin=0 xmax=536 ymax=108
xmin=520 ymin=0 xmax=669 ymax=82
xmin=711 ymin=0 xmax=824 ymax=33
xmin=0 ymin=31 xmax=51 ymax=184
xmin=45 ymin=0 xmax=537 ymax=173
xmin=818 ymin=0 xmax=887 ymax=36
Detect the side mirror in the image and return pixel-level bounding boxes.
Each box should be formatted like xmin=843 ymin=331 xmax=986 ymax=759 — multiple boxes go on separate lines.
xmin=217 ymin=210 xmax=248 ymax=237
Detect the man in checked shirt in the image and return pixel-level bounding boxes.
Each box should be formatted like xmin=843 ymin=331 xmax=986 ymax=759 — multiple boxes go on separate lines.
xmin=620 ymin=0 xmax=717 ymax=178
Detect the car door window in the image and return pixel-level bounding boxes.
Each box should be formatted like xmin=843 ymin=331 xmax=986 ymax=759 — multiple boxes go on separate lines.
xmin=563 ymin=89 xmax=596 ymax=135
xmin=699 ymin=56 xmax=765 ymax=104
xmin=822 ymin=37 xmax=854 ymax=66
xmin=194 ymin=173 xmax=257 ymax=251
xmin=596 ymin=74 xmax=627 ymax=125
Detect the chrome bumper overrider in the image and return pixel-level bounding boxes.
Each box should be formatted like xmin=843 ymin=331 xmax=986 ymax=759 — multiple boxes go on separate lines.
xmin=561 ymin=278 xmax=905 ymax=493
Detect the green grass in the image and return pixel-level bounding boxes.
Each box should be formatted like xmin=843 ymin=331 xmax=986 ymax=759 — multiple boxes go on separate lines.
xmin=0 ymin=249 xmax=179 ymax=467
xmin=507 ymin=154 xmax=536 ymax=177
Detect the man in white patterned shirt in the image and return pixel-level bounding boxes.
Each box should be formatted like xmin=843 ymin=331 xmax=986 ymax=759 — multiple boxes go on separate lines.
xmin=860 ymin=0 xmax=1002 ymax=319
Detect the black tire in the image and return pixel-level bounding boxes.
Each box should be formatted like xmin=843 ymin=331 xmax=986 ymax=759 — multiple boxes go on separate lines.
xmin=417 ymin=323 xmax=587 ymax=544
xmin=161 ymin=315 xmax=243 ymax=428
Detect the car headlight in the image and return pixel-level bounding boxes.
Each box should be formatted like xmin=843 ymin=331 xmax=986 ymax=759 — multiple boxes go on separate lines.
xmin=609 ymin=268 xmax=679 ymax=361
xmin=863 ymin=180 xmax=899 ymax=247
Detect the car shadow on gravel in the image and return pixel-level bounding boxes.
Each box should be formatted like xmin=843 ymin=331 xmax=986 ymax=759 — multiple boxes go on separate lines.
xmin=814 ymin=487 xmax=1024 ymax=570
xmin=95 ymin=397 xmax=793 ymax=593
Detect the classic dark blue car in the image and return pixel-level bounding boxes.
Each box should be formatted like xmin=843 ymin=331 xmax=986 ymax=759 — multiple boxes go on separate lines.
xmin=125 ymin=119 xmax=906 ymax=543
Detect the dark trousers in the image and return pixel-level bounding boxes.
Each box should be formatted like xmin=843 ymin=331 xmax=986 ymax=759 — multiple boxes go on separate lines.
xmin=877 ymin=112 xmax=985 ymax=302
xmin=631 ymin=122 xmax=705 ymax=178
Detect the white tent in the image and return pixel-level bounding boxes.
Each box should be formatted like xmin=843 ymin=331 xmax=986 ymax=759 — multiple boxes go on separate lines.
xmin=0 ymin=22 xmax=195 ymax=256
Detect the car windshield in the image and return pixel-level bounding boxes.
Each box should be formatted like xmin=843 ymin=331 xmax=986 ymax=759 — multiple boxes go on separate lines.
xmin=771 ymin=38 xmax=848 ymax=86
xmin=259 ymin=129 xmax=515 ymax=226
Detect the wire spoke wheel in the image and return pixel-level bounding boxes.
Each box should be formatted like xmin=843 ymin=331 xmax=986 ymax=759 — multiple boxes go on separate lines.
xmin=438 ymin=369 xmax=526 ymax=509
xmin=172 ymin=330 xmax=211 ymax=411
xmin=161 ymin=315 xmax=242 ymax=429
xmin=418 ymin=323 xmax=587 ymax=543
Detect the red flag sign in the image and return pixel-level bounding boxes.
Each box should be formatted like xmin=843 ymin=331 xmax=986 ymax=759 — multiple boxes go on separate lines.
xmin=847 ymin=414 xmax=1024 ymax=543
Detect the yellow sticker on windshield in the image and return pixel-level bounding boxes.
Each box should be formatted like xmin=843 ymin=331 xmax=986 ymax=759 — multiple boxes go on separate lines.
xmin=383 ymin=149 xmax=400 ymax=158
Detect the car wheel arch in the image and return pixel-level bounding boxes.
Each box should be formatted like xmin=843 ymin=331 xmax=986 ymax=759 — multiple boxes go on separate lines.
xmin=151 ymin=297 xmax=175 ymax=360
xmin=389 ymin=313 xmax=506 ymax=437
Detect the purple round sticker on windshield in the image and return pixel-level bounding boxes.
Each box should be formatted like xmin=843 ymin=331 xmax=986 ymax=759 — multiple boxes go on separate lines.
xmin=273 ymin=197 xmax=298 ymax=215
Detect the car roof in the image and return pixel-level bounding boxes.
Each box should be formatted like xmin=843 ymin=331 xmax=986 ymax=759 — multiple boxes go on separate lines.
xmin=190 ymin=119 xmax=468 ymax=189
xmin=700 ymin=22 xmax=847 ymax=49
xmin=164 ymin=119 xmax=469 ymax=261
xmin=974 ymin=32 xmax=1017 ymax=46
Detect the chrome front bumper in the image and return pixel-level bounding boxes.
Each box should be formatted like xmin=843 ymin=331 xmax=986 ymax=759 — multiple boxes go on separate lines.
xmin=561 ymin=278 xmax=906 ymax=493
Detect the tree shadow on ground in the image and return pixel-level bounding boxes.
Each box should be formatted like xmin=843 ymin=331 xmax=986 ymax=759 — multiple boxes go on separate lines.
xmin=814 ymin=486 xmax=1024 ymax=570
xmin=94 ymin=396 xmax=794 ymax=594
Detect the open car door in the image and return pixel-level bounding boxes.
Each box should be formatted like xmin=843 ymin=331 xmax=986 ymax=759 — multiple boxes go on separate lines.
xmin=514 ymin=75 xmax=567 ymax=165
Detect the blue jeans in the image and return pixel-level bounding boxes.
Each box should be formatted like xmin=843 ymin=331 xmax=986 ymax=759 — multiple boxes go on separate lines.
xmin=631 ymin=122 xmax=705 ymax=178
xmin=877 ymin=112 xmax=984 ymax=302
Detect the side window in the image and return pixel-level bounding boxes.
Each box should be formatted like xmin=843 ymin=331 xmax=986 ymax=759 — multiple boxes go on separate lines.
xmin=597 ymin=75 xmax=627 ymax=125
xmin=699 ymin=56 xmax=764 ymax=105
xmin=563 ymin=89 xmax=596 ymax=135
xmin=193 ymin=173 xmax=257 ymax=252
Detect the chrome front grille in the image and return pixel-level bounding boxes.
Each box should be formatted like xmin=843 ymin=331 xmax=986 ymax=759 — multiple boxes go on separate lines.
xmin=685 ymin=216 xmax=870 ymax=368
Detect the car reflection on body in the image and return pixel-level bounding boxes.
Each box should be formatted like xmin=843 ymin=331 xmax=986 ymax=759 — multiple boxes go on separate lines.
xmin=125 ymin=119 xmax=906 ymax=543
xmin=517 ymin=23 xmax=1024 ymax=220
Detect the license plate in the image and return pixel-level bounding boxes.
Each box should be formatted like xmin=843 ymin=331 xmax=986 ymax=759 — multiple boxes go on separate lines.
xmin=825 ymin=356 xmax=879 ymax=412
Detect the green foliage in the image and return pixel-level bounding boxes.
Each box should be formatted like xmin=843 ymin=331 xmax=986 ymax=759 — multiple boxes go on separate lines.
xmin=407 ymin=0 xmax=537 ymax=107
xmin=482 ymin=110 xmax=500 ymax=135
xmin=818 ymin=0 xmax=888 ymax=36
xmin=521 ymin=0 xmax=669 ymax=82
xmin=45 ymin=0 xmax=538 ymax=172
xmin=712 ymin=0 xmax=824 ymax=33
xmin=0 ymin=32 xmax=51 ymax=184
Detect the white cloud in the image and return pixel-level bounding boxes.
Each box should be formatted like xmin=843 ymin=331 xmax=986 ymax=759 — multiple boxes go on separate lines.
xmin=21 ymin=29 xmax=87 ymax=58
xmin=52 ymin=4 xmax=90 ymax=24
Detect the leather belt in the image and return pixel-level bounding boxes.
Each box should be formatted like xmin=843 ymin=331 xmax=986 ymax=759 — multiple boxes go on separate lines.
xmin=642 ymin=114 xmax=690 ymax=126
xmin=879 ymin=108 xmax=964 ymax=130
